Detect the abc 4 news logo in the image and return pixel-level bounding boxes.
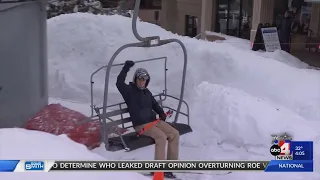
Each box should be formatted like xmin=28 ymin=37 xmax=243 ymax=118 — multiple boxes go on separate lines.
xmin=270 ymin=144 xmax=282 ymax=156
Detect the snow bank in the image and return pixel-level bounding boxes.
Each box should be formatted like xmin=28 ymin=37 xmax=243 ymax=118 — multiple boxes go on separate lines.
xmin=49 ymin=97 xmax=320 ymax=180
xmin=259 ymin=50 xmax=309 ymax=69
xmin=45 ymin=13 xmax=320 ymax=178
xmin=204 ymin=31 xmax=310 ymax=69
xmin=191 ymin=82 xmax=320 ymax=147
xmin=0 ymin=128 xmax=149 ymax=180
xmin=48 ymin=13 xmax=320 ymax=121
xmin=204 ymin=31 xmax=253 ymax=50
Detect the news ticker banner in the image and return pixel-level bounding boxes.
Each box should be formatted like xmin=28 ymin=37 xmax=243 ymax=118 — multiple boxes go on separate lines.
xmin=0 ymin=160 xmax=313 ymax=172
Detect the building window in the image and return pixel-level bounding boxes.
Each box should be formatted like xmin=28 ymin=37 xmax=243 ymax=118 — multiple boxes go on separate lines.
xmin=215 ymin=0 xmax=253 ymax=40
xmin=185 ymin=15 xmax=198 ymax=37
xmin=140 ymin=0 xmax=161 ymax=9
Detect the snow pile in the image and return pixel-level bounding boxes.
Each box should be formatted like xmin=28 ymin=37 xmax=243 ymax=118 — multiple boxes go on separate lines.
xmin=191 ymin=82 xmax=320 ymax=147
xmin=204 ymin=31 xmax=253 ymax=50
xmin=0 ymin=128 xmax=149 ymax=180
xmin=186 ymin=49 xmax=320 ymax=121
xmin=204 ymin=31 xmax=309 ymax=69
xmin=259 ymin=50 xmax=309 ymax=69
xmin=44 ymin=13 xmax=320 ymax=179
xmin=48 ymin=13 xmax=320 ymax=121
xmin=49 ymin=98 xmax=320 ymax=180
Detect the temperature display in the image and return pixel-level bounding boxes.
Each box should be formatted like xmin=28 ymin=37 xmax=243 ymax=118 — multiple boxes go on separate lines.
xmin=295 ymin=146 xmax=303 ymax=151
xmin=290 ymin=141 xmax=313 ymax=160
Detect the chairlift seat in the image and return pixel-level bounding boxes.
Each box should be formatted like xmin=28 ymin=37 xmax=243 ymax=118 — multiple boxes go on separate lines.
xmin=92 ymin=94 xmax=192 ymax=152
xmin=107 ymin=122 xmax=192 ymax=152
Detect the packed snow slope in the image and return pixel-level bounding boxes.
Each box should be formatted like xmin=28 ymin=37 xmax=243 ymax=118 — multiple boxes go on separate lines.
xmin=0 ymin=128 xmax=149 ymax=180
xmin=46 ymin=13 xmax=320 ymax=179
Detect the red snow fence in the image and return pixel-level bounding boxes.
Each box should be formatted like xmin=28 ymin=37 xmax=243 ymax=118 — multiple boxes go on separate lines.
xmin=25 ymin=104 xmax=101 ymax=149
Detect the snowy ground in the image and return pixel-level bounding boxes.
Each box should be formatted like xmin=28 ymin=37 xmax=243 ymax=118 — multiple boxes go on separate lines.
xmin=0 ymin=128 xmax=149 ymax=180
xmin=1 ymin=13 xmax=320 ymax=180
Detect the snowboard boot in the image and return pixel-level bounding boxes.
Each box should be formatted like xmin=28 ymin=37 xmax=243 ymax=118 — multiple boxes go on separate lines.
xmin=164 ymin=172 xmax=177 ymax=179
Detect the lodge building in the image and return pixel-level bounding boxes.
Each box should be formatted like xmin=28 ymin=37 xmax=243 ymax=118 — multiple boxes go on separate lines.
xmin=130 ymin=0 xmax=320 ymax=67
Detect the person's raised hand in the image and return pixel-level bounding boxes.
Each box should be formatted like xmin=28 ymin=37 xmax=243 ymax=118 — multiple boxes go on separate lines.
xmin=124 ymin=60 xmax=135 ymax=69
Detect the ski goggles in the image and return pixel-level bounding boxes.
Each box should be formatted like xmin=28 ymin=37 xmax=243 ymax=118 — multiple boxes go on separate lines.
xmin=136 ymin=73 xmax=149 ymax=80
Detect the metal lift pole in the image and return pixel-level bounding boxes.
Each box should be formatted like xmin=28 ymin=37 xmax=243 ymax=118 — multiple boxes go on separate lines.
xmin=131 ymin=0 xmax=159 ymax=42
xmin=102 ymin=0 xmax=188 ymax=124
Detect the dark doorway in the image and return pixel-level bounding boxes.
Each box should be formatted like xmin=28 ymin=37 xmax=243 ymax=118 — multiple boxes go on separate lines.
xmin=185 ymin=15 xmax=198 ymax=37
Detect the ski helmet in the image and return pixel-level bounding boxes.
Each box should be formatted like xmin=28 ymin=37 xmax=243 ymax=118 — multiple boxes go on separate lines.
xmin=133 ymin=68 xmax=150 ymax=89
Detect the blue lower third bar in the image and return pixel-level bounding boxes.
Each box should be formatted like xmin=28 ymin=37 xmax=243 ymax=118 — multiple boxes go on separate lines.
xmin=265 ymin=160 xmax=313 ymax=172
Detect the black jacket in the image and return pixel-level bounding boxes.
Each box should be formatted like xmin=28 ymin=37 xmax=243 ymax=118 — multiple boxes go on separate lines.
xmin=116 ymin=67 xmax=165 ymax=127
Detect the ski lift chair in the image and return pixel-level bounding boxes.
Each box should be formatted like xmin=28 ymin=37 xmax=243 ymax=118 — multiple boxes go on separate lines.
xmin=79 ymin=0 xmax=192 ymax=152
xmin=86 ymin=57 xmax=192 ymax=151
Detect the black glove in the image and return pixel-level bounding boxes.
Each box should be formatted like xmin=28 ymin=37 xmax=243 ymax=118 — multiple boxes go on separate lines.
xmin=159 ymin=113 xmax=166 ymax=121
xmin=124 ymin=60 xmax=135 ymax=69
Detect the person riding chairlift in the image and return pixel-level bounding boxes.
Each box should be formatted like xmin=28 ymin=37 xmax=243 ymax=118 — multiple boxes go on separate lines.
xmin=116 ymin=60 xmax=179 ymax=179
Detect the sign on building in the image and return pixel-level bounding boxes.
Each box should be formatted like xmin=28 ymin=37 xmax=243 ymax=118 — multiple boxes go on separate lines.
xmin=261 ymin=27 xmax=281 ymax=52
